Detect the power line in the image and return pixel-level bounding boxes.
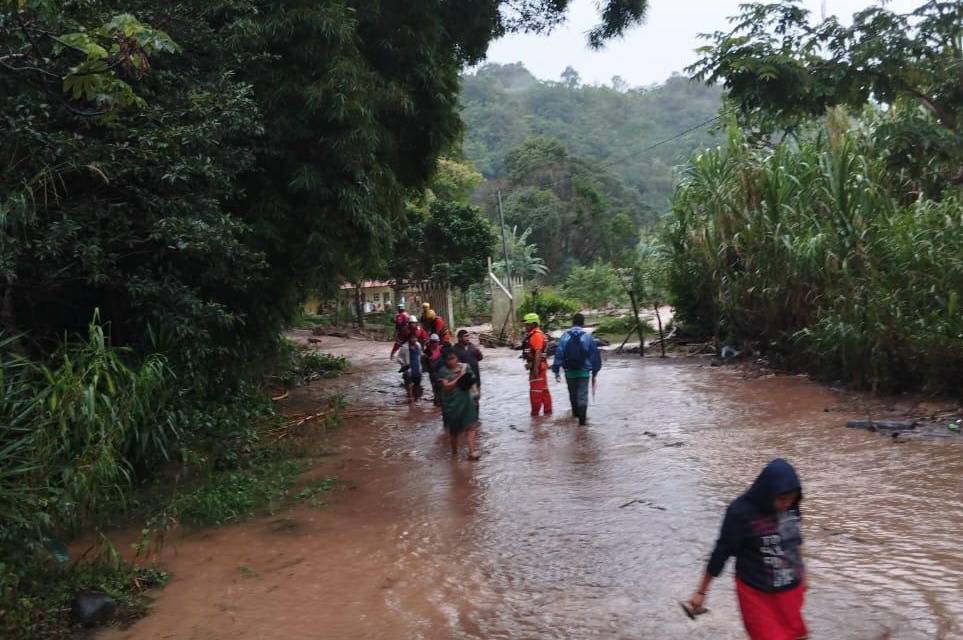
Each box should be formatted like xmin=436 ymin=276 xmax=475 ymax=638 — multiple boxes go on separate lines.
xmin=496 ymin=114 xmax=722 ymax=198
xmin=494 ymin=1 xmax=928 ymax=202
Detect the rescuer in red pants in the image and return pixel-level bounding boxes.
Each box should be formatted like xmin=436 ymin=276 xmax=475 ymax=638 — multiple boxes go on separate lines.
xmin=522 ymin=313 xmax=552 ymax=416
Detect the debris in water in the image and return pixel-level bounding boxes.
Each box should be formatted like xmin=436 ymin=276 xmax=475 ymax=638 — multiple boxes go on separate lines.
xmin=238 ymin=565 xmax=258 ymax=578
xmin=643 ymin=431 xmax=657 ymax=437
xmin=619 ymin=498 xmax=666 ymax=511
xmin=720 ymin=345 xmax=741 ymax=359
xmin=846 ymin=420 xmax=917 ymax=432
xmin=680 ymin=600 xmax=708 ymax=620
xmin=664 ymin=441 xmax=685 ymax=448
xmin=509 ymin=425 xmax=526 ymax=433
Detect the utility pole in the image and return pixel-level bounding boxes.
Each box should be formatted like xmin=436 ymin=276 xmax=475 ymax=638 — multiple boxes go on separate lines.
xmin=496 ymin=189 xmax=516 ymax=339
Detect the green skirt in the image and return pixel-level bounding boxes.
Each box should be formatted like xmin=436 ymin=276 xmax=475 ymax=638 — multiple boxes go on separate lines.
xmin=438 ymin=365 xmax=479 ymax=434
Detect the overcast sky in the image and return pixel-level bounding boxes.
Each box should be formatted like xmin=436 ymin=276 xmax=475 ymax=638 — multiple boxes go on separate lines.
xmin=483 ymin=0 xmax=921 ymax=87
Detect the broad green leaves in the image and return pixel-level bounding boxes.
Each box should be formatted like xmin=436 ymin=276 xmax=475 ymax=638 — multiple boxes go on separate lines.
xmin=690 ymin=1 xmax=963 ymax=141
xmin=54 ymin=33 xmax=109 ymax=59
xmin=4 ymin=4 xmax=179 ymax=112
xmin=58 ymin=14 xmax=179 ymax=109
xmin=666 ymin=118 xmax=963 ymax=392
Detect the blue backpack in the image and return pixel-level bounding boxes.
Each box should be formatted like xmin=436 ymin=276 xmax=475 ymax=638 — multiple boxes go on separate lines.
xmin=563 ymin=329 xmax=588 ymax=370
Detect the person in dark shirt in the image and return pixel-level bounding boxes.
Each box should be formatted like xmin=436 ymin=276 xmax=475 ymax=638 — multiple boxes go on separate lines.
xmin=686 ymin=458 xmax=807 ymax=640
xmin=452 ymin=329 xmax=483 ymax=391
xmin=424 ymin=334 xmax=445 ymax=406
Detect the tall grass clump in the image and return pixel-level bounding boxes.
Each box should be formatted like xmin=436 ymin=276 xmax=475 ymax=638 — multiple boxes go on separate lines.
xmin=1 ymin=315 xmax=350 ymax=636
xmin=0 ymin=320 xmax=182 ymax=636
xmin=666 ymin=117 xmax=963 ymax=393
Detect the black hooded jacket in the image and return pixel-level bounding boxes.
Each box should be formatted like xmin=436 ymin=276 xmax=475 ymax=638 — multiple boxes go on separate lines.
xmin=706 ymin=458 xmax=804 ymax=592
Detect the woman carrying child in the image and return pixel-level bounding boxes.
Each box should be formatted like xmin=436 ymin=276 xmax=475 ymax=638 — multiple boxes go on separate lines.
xmin=436 ymin=347 xmax=481 ymax=460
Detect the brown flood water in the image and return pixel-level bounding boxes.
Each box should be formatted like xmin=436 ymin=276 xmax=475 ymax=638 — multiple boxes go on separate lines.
xmin=100 ymin=341 xmax=963 ymax=640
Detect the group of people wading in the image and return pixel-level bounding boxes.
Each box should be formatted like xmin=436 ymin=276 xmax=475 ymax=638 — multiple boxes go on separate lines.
xmin=390 ymin=304 xmax=605 ymax=459
xmin=389 ymin=303 xmax=807 ymax=640
xmin=392 ymin=302 xmax=482 ymax=459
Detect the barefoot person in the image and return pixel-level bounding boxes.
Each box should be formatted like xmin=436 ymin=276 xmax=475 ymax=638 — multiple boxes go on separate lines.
xmin=437 ymin=347 xmax=480 ymax=460
xmin=452 ymin=329 xmax=483 ymax=396
xmin=685 ymin=458 xmax=807 ymax=640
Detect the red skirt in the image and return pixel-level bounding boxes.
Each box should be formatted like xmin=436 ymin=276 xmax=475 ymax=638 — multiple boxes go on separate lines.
xmin=736 ymin=577 xmax=808 ymax=640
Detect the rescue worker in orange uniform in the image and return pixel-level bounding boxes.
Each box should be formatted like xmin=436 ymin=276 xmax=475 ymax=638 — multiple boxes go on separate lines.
xmin=423 ymin=308 xmax=452 ymax=345
xmin=522 ymin=313 xmax=552 ymax=416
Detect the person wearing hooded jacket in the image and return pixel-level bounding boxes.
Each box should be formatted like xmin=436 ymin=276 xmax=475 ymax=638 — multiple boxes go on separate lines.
xmin=686 ymin=458 xmax=808 ymax=640
xmin=551 ymin=313 xmax=602 ymax=425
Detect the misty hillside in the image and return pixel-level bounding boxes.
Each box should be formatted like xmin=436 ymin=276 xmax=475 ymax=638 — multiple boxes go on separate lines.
xmin=460 ymin=63 xmax=723 ymax=210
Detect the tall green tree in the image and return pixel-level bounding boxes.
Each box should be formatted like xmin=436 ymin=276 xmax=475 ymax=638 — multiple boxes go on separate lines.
xmin=1 ymin=0 xmax=649 ymax=377
xmin=491 ymin=137 xmax=649 ymax=275
xmin=689 ymin=0 xmax=963 ymax=189
xmin=1 ymin=1 xmax=265 ymax=380
xmin=424 ymin=201 xmax=496 ymax=291
xmin=388 ymin=157 xmax=493 ymax=292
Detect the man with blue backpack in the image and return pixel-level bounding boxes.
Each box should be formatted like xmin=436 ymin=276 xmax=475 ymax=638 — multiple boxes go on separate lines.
xmin=551 ymin=313 xmax=602 ymax=426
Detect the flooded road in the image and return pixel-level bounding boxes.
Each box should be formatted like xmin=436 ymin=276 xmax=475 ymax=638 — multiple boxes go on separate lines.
xmin=101 ymin=341 xmax=963 ymax=640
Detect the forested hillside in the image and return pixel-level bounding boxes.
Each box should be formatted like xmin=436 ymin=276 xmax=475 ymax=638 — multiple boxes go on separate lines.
xmin=460 ymin=63 xmax=722 ymax=211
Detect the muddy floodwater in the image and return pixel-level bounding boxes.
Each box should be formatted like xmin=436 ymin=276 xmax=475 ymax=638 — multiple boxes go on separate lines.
xmin=100 ymin=341 xmax=963 ymax=640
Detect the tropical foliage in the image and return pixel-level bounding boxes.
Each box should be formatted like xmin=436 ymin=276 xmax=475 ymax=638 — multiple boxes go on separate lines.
xmin=493 ymin=226 xmax=549 ymax=281
xmin=1 ymin=1 xmax=648 ymax=635
xmin=666 ymin=119 xmax=963 ymax=392
xmin=563 ymin=262 xmax=625 ymax=309
xmin=671 ymin=0 xmax=963 ymax=392
xmin=690 ymin=0 xmax=963 ymax=191
xmin=481 ymin=137 xmax=649 ymax=276
xmin=517 ymin=291 xmax=580 ymax=331
xmin=390 ymin=158 xmax=496 ymax=292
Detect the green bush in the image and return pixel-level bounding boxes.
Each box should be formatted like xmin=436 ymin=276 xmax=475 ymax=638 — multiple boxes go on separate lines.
xmin=0 ymin=319 xmax=296 ymax=638
xmin=172 ymin=460 xmax=304 ymax=527
xmin=563 ymin=262 xmax=626 ymax=309
xmin=593 ymin=315 xmax=654 ymax=340
xmin=667 ymin=121 xmax=963 ymax=392
xmin=1 ymin=320 xmax=178 ymax=544
xmin=170 ymin=384 xmax=274 ymax=472
xmin=277 ymin=341 xmax=349 ymax=388
xmin=0 ymin=553 xmax=169 ymax=640
xmin=518 ymin=291 xmax=580 ymax=331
